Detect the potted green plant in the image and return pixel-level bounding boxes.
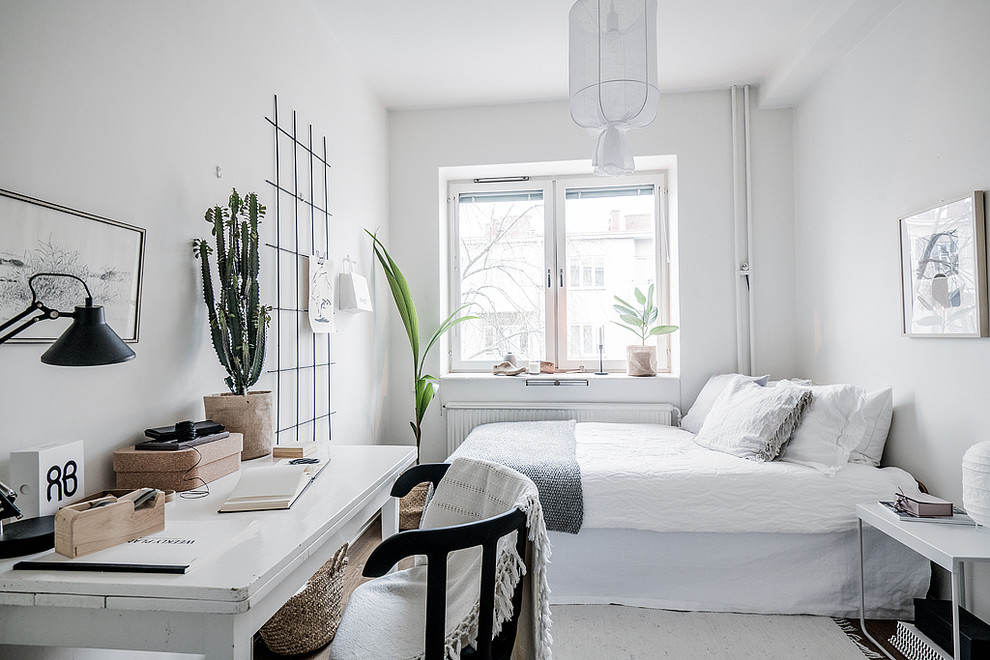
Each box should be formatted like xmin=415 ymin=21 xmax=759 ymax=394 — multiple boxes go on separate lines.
xmin=612 ymin=283 xmax=677 ymax=376
xmin=366 ymin=230 xmax=476 ymax=457
xmin=193 ymin=189 xmax=273 ymax=459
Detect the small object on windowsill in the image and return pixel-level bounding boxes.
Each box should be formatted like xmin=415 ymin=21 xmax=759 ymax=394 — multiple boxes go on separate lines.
xmin=595 ymin=343 xmax=608 ymax=375
xmin=493 ymin=361 xmax=527 ymax=376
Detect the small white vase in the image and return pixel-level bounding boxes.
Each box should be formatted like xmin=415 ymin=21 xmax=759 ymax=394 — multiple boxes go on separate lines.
xmin=962 ymin=440 xmax=990 ymax=526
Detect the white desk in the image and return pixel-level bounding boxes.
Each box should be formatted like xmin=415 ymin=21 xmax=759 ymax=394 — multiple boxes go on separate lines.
xmin=0 ymin=443 xmax=417 ymax=659
xmin=857 ymin=501 xmax=990 ymax=660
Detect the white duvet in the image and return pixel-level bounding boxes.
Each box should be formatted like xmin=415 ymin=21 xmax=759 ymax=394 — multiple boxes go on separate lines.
xmin=577 ymin=422 xmax=919 ymax=534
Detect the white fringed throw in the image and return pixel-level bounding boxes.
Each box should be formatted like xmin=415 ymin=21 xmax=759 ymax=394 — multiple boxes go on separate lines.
xmin=330 ymin=457 xmax=552 ymax=660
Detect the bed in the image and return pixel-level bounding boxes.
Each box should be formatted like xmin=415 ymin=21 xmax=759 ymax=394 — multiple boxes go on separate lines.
xmin=446 ymin=374 xmax=932 ymax=619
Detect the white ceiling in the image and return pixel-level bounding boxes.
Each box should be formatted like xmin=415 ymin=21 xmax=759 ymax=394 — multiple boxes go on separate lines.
xmin=311 ymin=0 xmax=901 ymax=110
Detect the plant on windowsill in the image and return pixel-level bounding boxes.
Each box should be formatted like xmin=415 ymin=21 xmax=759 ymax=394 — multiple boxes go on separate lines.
xmin=612 ymin=283 xmax=677 ymax=377
xmin=193 ymin=189 xmax=274 ymax=460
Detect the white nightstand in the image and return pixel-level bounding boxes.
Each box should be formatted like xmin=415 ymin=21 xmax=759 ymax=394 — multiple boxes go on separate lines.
xmin=857 ymin=501 xmax=990 ymax=659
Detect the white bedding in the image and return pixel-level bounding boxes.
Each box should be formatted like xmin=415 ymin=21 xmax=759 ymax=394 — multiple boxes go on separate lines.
xmin=577 ymin=422 xmax=919 ymax=534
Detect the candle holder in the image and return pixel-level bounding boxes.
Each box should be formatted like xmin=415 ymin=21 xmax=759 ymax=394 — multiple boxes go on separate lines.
xmin=595 ymin=344 xmax=608 ymax=375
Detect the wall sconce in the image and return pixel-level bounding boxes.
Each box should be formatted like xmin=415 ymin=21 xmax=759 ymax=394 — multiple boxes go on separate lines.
xmin=0 ymin=272 xmax=135 ymax=365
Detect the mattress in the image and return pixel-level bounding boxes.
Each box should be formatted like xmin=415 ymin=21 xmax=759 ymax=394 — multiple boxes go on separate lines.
xmin=576 ymin=422 xmax=920 ymax=533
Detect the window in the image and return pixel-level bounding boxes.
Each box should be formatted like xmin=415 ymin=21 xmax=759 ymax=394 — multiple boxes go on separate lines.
xmin=448 ymin=172 xmax=670 ymax=372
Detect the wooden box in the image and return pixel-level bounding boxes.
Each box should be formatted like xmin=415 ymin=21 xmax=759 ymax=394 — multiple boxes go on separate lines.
xmin=54 ymin=489 xmax=166 ymax=558
xmin=113 ymin=433 xmax=242 ymax=492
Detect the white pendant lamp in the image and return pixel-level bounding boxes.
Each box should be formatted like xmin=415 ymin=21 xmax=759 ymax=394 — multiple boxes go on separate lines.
xmin=569 ymin=0 xmax=659 ymax=176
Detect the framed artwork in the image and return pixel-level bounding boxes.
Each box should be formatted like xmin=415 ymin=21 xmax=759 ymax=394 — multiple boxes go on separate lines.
xmin=899 ymin=191 xmax=987 ymax=337
xmin=0 ymin=188 xmax=145 ymax=342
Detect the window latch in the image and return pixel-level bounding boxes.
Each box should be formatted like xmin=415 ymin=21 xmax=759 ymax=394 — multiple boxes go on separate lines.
xmin=546 ymin=268 xmax=551 ymax=288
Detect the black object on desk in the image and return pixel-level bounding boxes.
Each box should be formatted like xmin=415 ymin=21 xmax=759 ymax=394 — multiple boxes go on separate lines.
xmin=144 ymin=420 xmax=224 ymax=440
xmin=135 ymin=431 xmax=229 ymax=452
xmin=0 ymin=480 xmax=55 ymax=558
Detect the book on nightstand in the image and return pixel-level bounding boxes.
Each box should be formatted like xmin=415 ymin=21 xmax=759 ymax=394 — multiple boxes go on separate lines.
xmin=878 ymin=501 xmax=976 ymax=526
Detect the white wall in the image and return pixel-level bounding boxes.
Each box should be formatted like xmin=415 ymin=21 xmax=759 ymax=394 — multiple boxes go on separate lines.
xmin=387 ymin=92 xmax=797 ymax=462
xmin=792 ymin=0 xmax=990 ymax=612
xmin=0 ymin=3 xmax=386 ymax=653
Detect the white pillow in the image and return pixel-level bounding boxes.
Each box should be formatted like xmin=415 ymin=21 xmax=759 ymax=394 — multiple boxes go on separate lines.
xmin=847 ymin=388 xmax=893 ymax=467
xmin=694 ymin=376 xmax=812 ymax=462
xmin=681 ymin=372 xmax=770 ymax=434
xmin=780 ymin=383 xmax=867 ymax=474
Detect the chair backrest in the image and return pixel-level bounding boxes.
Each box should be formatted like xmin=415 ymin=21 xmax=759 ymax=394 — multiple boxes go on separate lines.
xmin=363 ymin=463 xmax=529 ymax=660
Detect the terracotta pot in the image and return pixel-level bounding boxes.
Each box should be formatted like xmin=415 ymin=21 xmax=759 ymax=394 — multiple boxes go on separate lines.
xmin=626 ymin=344 xmax=657 ymax=377
xmin=203 ymin=390 xmax=274 ymax=460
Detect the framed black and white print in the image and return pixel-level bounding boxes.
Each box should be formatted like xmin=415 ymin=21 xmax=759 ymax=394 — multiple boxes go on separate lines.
xmin=899 ymin=191 xmax=987 ymax=337
xmin=0 ymin=188 xmax=145 ymax=342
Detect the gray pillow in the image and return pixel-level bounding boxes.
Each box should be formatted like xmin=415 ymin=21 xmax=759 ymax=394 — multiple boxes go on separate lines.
xmin=681 ymin=373 xmax=770 ymax=434
xmin=694 ymin=375 xmax=812 ymax=462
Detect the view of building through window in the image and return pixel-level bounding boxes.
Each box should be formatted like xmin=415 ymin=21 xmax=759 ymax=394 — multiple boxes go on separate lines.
xmin=451 ymin=174 xmax=667 ymax=372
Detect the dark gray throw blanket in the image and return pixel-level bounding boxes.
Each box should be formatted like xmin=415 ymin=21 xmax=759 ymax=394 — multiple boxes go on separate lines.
xmin=449 ymin=420 xmax=584 ymax=534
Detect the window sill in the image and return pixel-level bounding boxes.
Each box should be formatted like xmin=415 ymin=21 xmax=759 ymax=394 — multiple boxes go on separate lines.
xmin=441 ymin=371 xmax=678 ymax=382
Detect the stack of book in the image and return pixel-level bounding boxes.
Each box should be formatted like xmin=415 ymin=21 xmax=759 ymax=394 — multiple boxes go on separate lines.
xmin=878 ymin=492 xmax=976 ymax=526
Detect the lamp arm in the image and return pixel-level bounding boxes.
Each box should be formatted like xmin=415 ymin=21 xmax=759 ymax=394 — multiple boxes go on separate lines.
xmin=0 ymin=303 xmax=61 ymax=345
xmin=29 ymin=272 xmax=93 ymax=306
xmin=0 ymin=479 xmax=23 ymax=521
xmin=0 ymin=272 xmax=95 ymax=345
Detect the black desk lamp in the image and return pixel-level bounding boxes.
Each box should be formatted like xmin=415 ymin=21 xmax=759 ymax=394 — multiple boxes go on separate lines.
xmin=0 ymin=272 xmax=135 ymax=557
xmin=0 ymin=272 xmax=135 ymax=364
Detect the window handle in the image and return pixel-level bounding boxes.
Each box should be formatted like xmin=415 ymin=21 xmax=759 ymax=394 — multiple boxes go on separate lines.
xmin=547 ymin=268 xmax=552 ymax=288
xmin=559 ymin=268 xmax=564 ymax=288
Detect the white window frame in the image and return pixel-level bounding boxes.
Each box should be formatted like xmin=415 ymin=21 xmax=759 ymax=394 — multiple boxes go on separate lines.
xmin=447 ymin=171 xmax=671 ymax=373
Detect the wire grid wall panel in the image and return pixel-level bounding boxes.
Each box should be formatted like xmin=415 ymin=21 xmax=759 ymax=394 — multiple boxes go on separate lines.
xmin=265 ymin=95 xmax=334 ymax=445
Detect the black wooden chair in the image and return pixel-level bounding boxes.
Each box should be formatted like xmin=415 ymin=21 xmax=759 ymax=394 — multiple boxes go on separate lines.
xmin=356 ymin=463 xmax=529 ymax=660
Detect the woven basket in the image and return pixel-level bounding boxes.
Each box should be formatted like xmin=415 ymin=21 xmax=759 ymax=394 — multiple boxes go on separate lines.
xmin=399 ymin=482 xmax=430 ymax=530
xmin=260 ymin=543 xmax=348 ymax=655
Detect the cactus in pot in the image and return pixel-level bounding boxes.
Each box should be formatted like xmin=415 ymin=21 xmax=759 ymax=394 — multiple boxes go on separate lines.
xmin=194 ymin=189 xmax=274 ymax=459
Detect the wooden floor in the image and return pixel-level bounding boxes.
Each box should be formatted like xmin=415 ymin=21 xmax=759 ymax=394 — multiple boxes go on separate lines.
xmin=254 ymin=517 xmax=910 ymax=660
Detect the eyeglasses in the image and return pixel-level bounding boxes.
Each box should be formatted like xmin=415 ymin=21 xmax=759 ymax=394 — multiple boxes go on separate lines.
xmin=894 ymin=488 xmax=910 ymax=514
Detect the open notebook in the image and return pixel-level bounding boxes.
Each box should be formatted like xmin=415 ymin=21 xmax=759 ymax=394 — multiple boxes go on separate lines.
xmin=219 ymin=459 xmax=328 ymax=513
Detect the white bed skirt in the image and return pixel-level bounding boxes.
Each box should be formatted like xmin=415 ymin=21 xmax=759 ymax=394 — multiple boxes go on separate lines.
xmin=546 ymin=526 xmax=930 ymax=619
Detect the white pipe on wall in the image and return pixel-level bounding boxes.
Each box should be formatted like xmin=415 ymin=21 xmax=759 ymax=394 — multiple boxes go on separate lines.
xmin=730 ymin=86 xmax=754 ymax=375
xmin=744 ymin=84 xmax=756 ymax=373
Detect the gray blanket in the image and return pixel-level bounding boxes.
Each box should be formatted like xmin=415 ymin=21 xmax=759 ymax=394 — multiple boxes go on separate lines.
xmin=449 ymin=420 xmax=584 ymax=534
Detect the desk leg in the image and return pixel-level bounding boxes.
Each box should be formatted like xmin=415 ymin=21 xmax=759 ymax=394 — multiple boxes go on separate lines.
xmin=382 ymin=495 xmax=399 ymax=539
xmin=859 ymin=519 xmax=896 ymax=660
xmin=202 ymin=613 xmax=254 ymax=660
xmin=951 ymin=561 xmax=963 ymax=660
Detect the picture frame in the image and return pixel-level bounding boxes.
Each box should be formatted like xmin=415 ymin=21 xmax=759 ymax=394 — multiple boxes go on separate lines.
xmin=899 ymin=191 xmax=987 ymax=337
xmin=0 ymin=188 xmax=145 ymax=342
